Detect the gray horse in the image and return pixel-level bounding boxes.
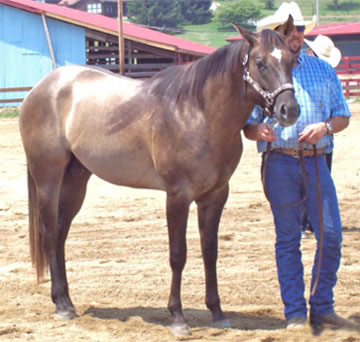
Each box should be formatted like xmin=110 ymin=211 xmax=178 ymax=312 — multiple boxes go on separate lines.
xmin=19 ymin=20 xmax=298 ymax=336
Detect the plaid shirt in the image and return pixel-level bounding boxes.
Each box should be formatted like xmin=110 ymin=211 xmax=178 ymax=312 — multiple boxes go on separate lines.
xmin=247 ymin=52 xmax=351 ymax=153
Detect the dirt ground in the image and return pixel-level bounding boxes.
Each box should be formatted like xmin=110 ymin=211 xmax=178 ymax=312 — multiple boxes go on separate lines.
xmin=1 ymin=104 xmax=360 ymax=342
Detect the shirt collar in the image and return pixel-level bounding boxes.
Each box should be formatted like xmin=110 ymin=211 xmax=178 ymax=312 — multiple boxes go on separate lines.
xmin=296 ymin=53 xmax=305 ymax=66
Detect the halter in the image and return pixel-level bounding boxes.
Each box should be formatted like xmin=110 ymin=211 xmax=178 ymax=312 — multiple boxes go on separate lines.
xmin=242 ymin=52 xmax=294 ymax=117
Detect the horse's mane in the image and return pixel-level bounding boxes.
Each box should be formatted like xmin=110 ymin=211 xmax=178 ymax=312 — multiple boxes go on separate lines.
xmin=145 ymin=40 xmax=245 ymax=103
xmin=145 ymin=29 xmax=285 ymax=105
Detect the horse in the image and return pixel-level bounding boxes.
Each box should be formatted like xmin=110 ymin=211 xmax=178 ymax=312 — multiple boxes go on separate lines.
xmin=19 ymin=19 xmax=299 ymax=337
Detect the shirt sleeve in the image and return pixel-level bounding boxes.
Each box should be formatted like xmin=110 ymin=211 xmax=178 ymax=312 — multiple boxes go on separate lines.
xmin=246 ymin=105 xmax=265 ymax=125
xmin=328 ymin=67 xmax=351 ymax=119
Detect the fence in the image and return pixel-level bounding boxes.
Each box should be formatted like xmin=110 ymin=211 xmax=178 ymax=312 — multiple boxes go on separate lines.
xmin=0 ymin=87 xmax=32 ymax=105
xmin=2 ymin=58 xmax=360 ymax=105
xmin=336 ymin=56 xmax=360 ymax=75
xmin=336 ymin=57 xmax=360 ymax=97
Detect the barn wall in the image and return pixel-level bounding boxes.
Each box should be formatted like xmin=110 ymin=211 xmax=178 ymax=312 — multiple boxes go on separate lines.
xmin=0 ymin=4 xmax=86 ymax=106
xmin=332 ymin=36 xmax=360 ymax=57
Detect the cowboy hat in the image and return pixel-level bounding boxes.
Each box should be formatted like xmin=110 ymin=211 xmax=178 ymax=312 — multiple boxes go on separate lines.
xmin=256 ymin=2 xmax=316 ymax=35
xmin=304 ymin=35 xmax=342 ymax=68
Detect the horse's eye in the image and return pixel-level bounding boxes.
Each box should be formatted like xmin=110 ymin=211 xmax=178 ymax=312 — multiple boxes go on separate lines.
xmin=255 ymin=58 xmax=266 ymax=70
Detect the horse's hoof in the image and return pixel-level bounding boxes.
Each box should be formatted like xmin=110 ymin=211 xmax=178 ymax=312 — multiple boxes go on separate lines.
xmin=212 ymin=318 xmax=231 ymax=329
xmin=54 ymin=309 xmax=77 ymax=320
xmin=170 ymin=323 xmax=191 ymax=337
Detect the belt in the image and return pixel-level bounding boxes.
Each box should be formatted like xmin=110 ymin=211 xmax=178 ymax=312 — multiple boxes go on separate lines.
xmin=271 ymin=148 xmax=324 ymax=158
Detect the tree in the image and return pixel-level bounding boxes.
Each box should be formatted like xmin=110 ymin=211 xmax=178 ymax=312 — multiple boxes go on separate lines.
xmin=262 ymin=0 xmax=275 ymax=10
xmin=127 ymin=0 xmax=183 ymax=30
xmin=180 ymin=0 xmax=213 ymax=25
xmin=334 ymin=0 xmax=339 ymax=10
xmin=213 ymin=0 xmax=261 ymax=29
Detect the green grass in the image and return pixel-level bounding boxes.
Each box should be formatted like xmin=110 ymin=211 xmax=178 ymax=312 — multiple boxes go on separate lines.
xmin=178 ymin=22 xmax=238 ymax=49
xmin=0 ymin=108 xmax=19 ymax=118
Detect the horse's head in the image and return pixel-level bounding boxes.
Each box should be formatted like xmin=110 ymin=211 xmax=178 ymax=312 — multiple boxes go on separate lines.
xmin=234 ymin=17 xmax=299 ymax=127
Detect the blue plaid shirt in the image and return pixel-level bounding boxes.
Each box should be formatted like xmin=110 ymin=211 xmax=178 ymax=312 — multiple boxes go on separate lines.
xmin=247 ymin=52 xmax=351 ymax=153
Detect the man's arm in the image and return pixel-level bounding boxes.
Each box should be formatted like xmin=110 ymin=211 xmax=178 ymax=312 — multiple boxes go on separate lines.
xmin=243 ymin=122 xmax=278 ymax=142
xmin=298 ymin=116 xmax=350 ymax=144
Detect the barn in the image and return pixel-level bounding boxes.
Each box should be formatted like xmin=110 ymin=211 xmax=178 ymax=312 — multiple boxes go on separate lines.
xmin=0 ymin=0 xmax=215 ymax=106
xmin=305 ymin=22 xmax=360 ymax=58
xmin=305 ymin=22 xmax=360 ymax=77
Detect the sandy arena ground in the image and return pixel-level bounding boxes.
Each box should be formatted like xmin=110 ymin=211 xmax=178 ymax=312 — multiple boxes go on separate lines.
xmin=1 ymin=104 xmax=360 ymax=341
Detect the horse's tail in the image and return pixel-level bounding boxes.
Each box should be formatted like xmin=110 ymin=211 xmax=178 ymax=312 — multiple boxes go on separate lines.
xmin=27 ymin=167 xmax=48 ymax=282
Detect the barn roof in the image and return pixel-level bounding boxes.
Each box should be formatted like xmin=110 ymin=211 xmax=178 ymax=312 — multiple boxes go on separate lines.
xmin=226 ymin=22 xmax=360 ymax=42
xmin=0 ymin=0 xmax=215 ymax=56
xmin=306 ymin=22 xmax=360 ymax=37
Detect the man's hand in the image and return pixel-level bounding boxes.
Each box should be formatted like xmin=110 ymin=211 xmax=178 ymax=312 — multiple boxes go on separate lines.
xmin=298 ymin=122 xmax=327 ymax=144
xmin=298 ymin=116 xmax=350 ymax=144
xmin=243 ymin=123 xmax=277 ymax=142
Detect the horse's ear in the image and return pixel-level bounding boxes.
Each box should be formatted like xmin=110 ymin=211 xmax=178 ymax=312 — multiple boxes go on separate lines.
xmin=232 ymin=22 xmax=257 ymax=47
xmin=275 ymin=15 xmax=294 ymax=37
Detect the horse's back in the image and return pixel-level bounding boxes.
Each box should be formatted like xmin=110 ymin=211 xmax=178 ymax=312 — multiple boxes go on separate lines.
xmin=20 ymin=64 xmax=142 ymax=146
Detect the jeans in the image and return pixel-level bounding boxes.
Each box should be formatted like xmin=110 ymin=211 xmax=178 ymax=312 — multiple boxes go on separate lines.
xmin=301 ymin=152 xmax=333 ymax=233
xmin=261 ymin=152 xmax=342 ymax=320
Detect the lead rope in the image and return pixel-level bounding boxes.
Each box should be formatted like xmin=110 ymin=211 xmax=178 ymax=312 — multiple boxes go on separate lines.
xmin=310 ymin=145 xmax=324 ymax=297
xmin=261 ymin=142 xmax=323 ymax=296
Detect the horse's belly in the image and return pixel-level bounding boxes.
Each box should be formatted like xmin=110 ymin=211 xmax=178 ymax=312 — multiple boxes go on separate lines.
xmin=76 ymin=153 xmax=166 ymax=190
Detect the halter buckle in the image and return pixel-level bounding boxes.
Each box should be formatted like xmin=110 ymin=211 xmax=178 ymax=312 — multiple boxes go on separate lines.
xmin=242 ymin=53 xmax=248 ymax=66
xmin=265 ymin=93 xmax=274 ymax=106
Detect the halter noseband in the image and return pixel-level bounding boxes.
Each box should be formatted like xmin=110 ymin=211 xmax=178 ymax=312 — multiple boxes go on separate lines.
xmin=242 ymin=52 xmax=294 ymax=117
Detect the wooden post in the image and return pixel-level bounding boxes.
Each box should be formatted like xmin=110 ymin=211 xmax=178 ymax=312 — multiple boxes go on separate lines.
xmin=118 ymin=0 xmax=125 ymax=75
xmin=41 ymin=13 xmax=57 ymax=70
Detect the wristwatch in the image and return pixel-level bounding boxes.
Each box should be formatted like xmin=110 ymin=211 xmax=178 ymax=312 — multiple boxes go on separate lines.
xmin=325 ymin=120 xmax=333 ymax=134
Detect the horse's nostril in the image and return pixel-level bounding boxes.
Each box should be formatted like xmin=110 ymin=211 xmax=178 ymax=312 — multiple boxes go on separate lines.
xmin=280 ymin=104 xmax=287 ymax=117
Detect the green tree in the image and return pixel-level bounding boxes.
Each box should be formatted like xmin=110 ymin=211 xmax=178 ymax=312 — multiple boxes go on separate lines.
xmin=127 ymin=0 xmax=183 ymax=30
xmin=180 ymin=0 xmax=213 ymax=25
xmin=213 ymin=0 xmax=261 ymax=29
xmin=262 ymin=0 xmax=275 ymax=10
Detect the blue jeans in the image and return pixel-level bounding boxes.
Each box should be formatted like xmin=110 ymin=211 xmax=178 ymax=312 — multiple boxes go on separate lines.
xmin=261 ymin=152 xmax=342 ymax=320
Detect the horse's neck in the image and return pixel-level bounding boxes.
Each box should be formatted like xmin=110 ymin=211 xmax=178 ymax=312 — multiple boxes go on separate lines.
xmin=204 ymin=75 xmax=255 ymax=132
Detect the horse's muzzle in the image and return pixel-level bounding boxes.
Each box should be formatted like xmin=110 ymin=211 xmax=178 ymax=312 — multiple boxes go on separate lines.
xmin=273 ymin=91 xmax=299 ymax=127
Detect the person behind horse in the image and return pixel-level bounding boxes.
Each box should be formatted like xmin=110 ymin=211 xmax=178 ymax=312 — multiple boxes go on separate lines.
xmin=243 ymin=1 xmax=354 ymax=332
xmin=301 ymin=34 xmax=342 ymax=236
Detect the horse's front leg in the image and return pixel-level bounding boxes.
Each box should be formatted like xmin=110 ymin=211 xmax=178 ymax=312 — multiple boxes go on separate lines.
xmin=166 ymin=186 xmax=191 ymax=337
xmin=196 ymin=184 xmax=231 ymax=329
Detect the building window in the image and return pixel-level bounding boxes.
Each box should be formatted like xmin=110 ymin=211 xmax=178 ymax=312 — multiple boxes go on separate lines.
xmin=87 ymin=3 xmax=102 ymax=14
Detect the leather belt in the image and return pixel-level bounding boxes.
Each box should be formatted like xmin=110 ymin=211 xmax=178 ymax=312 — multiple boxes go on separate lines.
xmin=271 ymin=148 xmax=324 ymax=158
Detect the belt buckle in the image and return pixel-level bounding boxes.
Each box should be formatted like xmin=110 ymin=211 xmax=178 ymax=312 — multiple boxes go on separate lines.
xmin=292 ymin=149 xmax=301 ymax=158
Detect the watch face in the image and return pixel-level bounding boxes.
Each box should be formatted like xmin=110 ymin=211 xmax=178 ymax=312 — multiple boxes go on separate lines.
xmin=326 ymin=121 xmax=333 ymax=134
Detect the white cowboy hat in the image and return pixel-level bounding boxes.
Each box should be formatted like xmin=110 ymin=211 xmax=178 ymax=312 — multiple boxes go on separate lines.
xmin=304 ymin=35 xmax=342 ymax=68
xmin=256 ymin=2 xmax=316 ymax=35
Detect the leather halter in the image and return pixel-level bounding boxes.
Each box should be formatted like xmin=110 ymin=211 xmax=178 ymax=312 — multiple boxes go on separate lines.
xmin=242 ymin=52 xmax=294 ymax=117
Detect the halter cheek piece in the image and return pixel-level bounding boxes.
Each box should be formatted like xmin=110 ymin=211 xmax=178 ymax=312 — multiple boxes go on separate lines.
xmin=242 ymin=52 xmax=294 ymax=117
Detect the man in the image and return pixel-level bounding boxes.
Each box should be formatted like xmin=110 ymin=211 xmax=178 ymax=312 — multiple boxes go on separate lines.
xmin=243 ymin=2 xmax=354 ymax=333
xmin=301 ymin=34 xmax=343 ymax=236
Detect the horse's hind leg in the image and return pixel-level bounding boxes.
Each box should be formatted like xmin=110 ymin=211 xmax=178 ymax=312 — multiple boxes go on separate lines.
xmin=52 ymin=157 xmax=91 ymax=319
xmin=28 ymin=155 xmax=91 ymax=320
xmin=196 ymin=184 xmax=231 ymax=329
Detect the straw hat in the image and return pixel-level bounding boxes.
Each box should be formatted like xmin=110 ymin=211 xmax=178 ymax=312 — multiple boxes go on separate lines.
xmin=304 ymin=35 xmax=342 ymax=68
xmin=256 ymin=2 xmax=316 ymax=35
